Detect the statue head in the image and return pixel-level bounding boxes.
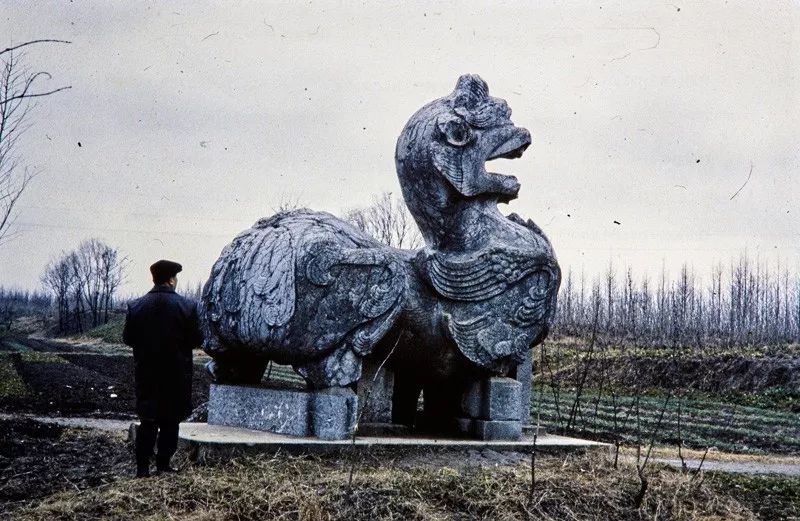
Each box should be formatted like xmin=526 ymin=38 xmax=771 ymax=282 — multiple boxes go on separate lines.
xmin=395 ymin=75 xmax=532 ymax=210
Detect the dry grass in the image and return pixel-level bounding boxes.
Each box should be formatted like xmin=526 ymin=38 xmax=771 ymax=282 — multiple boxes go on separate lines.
xmin=13 ymin=451 xmax=758 ymax=521
xmin=619 ymin=445 xmax=800 ymax=465
xmin=0 ymin=355 xmax=27 ymax=398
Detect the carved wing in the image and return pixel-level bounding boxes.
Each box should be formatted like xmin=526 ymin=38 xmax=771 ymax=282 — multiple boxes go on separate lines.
xmin=295 ymin=241 xmax=407 ymax=386
xmin=203 ymin=224 xmax=296 ymax=342
xmin=444 ymin=313 xmax=529 ymax=368
xmin=428 ymin=247 xmax=558 ymax=370
xmin=304 ymin=241 xmax=407 ymax=355
xmin=241 ymin=225 xmax=295 ymax=327
xmin=425 ymin=247 xmax=556 ymax=303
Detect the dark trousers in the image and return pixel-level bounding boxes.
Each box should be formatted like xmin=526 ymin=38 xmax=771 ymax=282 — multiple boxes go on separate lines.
xmin=136 ymin=419 xmax=179 ymax=468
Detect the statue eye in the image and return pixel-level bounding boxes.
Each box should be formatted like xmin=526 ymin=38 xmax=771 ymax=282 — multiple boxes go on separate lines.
xmin=437 ymin=114 xmax=473 ymax=147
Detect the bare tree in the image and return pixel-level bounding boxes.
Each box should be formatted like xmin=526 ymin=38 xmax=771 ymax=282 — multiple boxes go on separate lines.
xmin=554 ymin=253 xmax=800 ymax=347
xmin=42 ymin=256 xmax=75 ymax=333
xmin=345 ymin=192 xmax=422 ymax=249
xmin=0 ymin=39 xmax=71 ymax=244
xmin=41 ymin=239 xmax=126 ymax=334
xmin=271 ymin=193 xmax=303 ymax=213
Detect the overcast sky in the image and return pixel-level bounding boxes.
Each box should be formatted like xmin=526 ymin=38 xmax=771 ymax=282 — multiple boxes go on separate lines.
xmin=2 ymin=1 xmax=798 ymax=294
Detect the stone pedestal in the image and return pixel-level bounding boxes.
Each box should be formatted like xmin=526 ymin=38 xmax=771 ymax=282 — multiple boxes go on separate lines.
xmin=208 ymin=384 xmax=357 ymax=441
xmin=457 ymin=377 xmax=522 ymax=440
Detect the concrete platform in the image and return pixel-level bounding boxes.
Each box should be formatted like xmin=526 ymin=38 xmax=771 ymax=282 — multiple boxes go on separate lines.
xmin=179 ymin=422 xmax=609 ymax=460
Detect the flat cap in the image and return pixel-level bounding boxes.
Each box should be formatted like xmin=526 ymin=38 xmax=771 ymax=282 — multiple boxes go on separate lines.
xmin=150 ymin=259 xmax=183 ymax=283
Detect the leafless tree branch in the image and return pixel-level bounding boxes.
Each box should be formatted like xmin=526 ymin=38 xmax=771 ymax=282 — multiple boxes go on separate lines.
xmin=0 ymin=40 xmax=71 ymax=57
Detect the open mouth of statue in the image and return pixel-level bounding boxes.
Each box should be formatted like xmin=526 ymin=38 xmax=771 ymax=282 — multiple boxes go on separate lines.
xmin=486 ymin=131 xmax=532 ymax=161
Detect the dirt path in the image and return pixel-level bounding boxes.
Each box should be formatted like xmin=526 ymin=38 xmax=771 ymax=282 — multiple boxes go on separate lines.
xmin=4 ymin=411 xmax=800 ymax=477
xmin=621 ymin=455 xmax=800 ymax=477
xmin=0 ymin=413 xmax=132 ymax=432
xmin=651 ymin=457 xmax=800 ymax=477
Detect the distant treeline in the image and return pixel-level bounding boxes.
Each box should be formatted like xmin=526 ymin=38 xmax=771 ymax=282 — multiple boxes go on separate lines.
xmin=0 ymin=288 xmax=50 ymax=332
xmin=555 ymin=255 xmax=800 ymax=347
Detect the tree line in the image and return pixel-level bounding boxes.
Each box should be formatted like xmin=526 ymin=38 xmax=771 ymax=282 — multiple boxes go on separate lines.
xmin=41 ymin=239 xmax=126 ymax=334
xmin=556 ymin=256 xmax=800 ymax=347
xmin=0 ymin=287 xmax=49 ymax=332
xmin=12 ymin=190 xmax=799 ymax=347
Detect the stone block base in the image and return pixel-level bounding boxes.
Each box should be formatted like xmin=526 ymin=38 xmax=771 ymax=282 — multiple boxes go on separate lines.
xmin=458 ymin=376 xmax=523 ymax=440
xmin=456 ymin=418 xmax=522 ymax=441
xmin=461 ymin=377 xmax=521 ymax=421
xmin=208 ymin=384 xmax=357 ymax=440
xmin=475 ymin=419 xmax=522 ymax=441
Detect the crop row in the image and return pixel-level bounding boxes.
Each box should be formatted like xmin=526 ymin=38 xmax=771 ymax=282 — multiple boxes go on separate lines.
xmin=535 ymin=386 xmax=800 ymax=425
xmin=535 ymin=397 xmax=799 ymax=438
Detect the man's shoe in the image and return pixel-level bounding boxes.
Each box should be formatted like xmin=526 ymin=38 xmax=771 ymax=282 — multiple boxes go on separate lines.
xmin=136 ymin=466 xmax=151 ymax=478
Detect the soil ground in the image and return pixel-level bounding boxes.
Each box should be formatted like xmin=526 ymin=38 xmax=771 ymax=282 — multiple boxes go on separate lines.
xmin=0 ymin=336 xmax=211 ymax=418
xmin=1 ymin=333 xmax=799 ymax=519
xmin=1 ymin=416 xmax=799 ymax=520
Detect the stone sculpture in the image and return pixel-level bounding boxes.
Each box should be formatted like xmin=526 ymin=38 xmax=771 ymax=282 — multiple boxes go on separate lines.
xmin=201 ymin=74 xmax=560 ymax=439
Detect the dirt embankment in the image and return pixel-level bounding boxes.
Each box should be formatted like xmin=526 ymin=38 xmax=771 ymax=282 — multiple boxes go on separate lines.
xmin=545 ymin=343 xmax=800 ymax=401
xmin=599 ymin=354 xmax=800 ymax=394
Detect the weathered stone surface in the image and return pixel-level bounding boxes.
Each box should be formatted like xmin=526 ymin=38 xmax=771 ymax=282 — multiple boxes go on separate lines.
xmin=461 ymin=383 xmax=483 ymax=419
xmin=456 ymin=417 xmax=523 ymax=441
xmin=516 ymin=350 xmax=533 ymax=422
xmin=461 ymin=377 xmax=521 ymax=422
xmin=356 ymin=423 xmax=411 ymax=437
xmin=311 ymin=387 xmax=358 ymax=440
xmin=207 ymin=384 xmax=357 ymax=440
xmin=358 ymin=359 xmax=394 ymax=423
xmin=474 ymin=420 xmax=522 ymax=441
xmin=483 ymin=377 xmax=521 ymax=421
xmin=456 ymin=417 xmax=475 ymax=436
xmin=200 ymin=74 xmax=560 ymax=438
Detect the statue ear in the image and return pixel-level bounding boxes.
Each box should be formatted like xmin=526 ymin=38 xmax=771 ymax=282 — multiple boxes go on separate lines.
xmin=437 ymin=114 xmax=473 ymax=147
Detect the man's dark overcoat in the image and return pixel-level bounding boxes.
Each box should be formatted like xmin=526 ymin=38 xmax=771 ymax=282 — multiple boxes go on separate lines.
xmin=123 ymin=285 xmax=202 ymax=421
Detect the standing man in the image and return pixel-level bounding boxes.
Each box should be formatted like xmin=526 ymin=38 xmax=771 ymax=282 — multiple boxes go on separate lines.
xmin=123 ymin=260 xmax=203 ymax=478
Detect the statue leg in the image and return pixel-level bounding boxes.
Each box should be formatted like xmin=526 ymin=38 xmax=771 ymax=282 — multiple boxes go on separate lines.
xmin=205 ymin=354 xmax=268 ymax=384
xmin=294 ymin=347 xmax=363 ymax=389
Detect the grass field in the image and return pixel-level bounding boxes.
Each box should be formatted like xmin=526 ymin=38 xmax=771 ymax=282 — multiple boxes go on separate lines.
xmin=5 ymin=422 xmax=796 ymax=521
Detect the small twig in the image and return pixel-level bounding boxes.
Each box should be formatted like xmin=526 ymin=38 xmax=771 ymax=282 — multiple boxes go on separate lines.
xmin=59 ymin=473 xmax=80 ymax=492
xmin=691 ymin=447 xmax=709 ymax=480
xmin=566 ymin=306 xmax=600 ymax=430
xmin=729 ymin=163 xmax=753 ymax=200
xmin=529 ymin=344 xmax=545 ymax=510
xmin=0 ymin=39 xmax=72 ymax=57
xmin=0 ymin=86 xmax=72 ymax=105
xmin=677 ymin=396 xmax=687 ymax=472
xmin=529 ymin=430 xmax=538 ymax=501
xmin=347 ymin=334 xmax=402 ymax=492
xmin=634 ymin=393 xmax=671 ymax=509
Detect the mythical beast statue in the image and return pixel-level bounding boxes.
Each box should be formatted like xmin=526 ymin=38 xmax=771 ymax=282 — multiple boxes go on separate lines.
xmin=201 ymin=74 xmax=560 ymax=429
